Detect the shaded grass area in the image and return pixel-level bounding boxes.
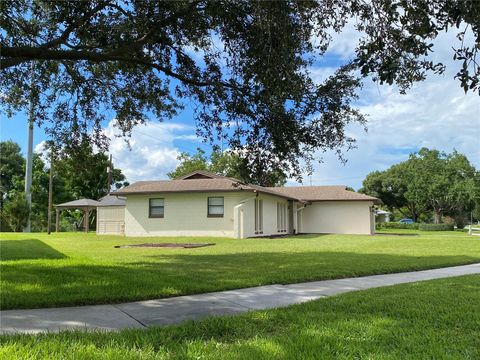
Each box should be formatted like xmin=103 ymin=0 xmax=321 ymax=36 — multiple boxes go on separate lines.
xmin=1 ymin=275 xmax=479 ymax=359
xmin=1 ymin=230 xmax=480 ymax=309
xmin=0 ymin=239 xmax=66 ymax=261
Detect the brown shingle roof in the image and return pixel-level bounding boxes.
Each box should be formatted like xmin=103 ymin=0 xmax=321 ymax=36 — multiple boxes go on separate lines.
xmin=98 ymin=195 xmax=127 ymax=207
xmin=55 ymin=199 xmax=100 ymax=209
xmin=268 ymin=185 xmax=381 ymax=204
xmin=112 ymin=171 xmax=380 ymax=203
xmin=112 ymin=177 xmax=297 ymax=199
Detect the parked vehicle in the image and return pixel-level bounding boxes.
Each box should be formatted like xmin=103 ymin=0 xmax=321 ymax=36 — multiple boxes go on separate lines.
xmin=399 ymin=218 xmax=415 ymax=224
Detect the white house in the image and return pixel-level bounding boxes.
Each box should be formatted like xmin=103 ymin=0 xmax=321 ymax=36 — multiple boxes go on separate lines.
xmin=105 ymin=170 xmax=380 ymax=238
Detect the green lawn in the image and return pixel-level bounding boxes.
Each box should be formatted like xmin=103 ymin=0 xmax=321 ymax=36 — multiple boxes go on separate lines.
xmin=1 ymin=275 xmax=479 ymax=359
xmin=1 ymin=230 xmax=479 ymax=310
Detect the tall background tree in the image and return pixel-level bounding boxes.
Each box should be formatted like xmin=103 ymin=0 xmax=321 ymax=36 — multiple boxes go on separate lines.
xmin=54 ymin=140 xmax=129 ymax=200
xmin=0 ymin=141 xmax=25 ymax=207
xmin=1 ymin=0 xmax=479 ymax=180
xmin=168 ymin=148 xmax=287 ymax=187
xmin=360 ymin=148 xmax=480 ymax=227
xmin=0 ymin=140 xmax=129 ymax=232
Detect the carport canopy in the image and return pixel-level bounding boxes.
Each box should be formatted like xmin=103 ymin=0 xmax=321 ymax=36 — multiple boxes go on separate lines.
xmin=55 ymin=199 xmax=100 ymax=232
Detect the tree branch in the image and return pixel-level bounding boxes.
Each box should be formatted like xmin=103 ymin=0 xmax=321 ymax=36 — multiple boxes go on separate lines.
xmin=40 ymin=1 xmax=111 ymax=50
xmin=1 ymin=45 xmax=243 ymax=92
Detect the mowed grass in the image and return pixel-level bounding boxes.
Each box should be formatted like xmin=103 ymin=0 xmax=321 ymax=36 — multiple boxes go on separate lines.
xmin=1 ymin=230 xmax=480 ymax=309
xmin=1 ymin=275 xmax=479 ymax=359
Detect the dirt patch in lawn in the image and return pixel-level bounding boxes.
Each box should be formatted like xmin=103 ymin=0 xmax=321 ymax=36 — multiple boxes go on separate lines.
xmin=114 ymin=243 xmax=215 ymax=249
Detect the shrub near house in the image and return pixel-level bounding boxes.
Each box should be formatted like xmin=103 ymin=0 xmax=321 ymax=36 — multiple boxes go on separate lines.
xmin=377 ymin=223 xmax=455 ymax=231
xmin=377 ymin=222 xmax=419 ymax=230
xmin=418 ymin=224 xmax=454 ymax=231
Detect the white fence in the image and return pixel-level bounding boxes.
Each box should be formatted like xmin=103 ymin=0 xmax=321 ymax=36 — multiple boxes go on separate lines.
xmin=468 ymin=225 xmax=480 ymax=236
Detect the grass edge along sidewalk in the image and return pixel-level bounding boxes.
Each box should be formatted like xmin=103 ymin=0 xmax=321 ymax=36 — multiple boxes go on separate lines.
xmin=0 ymin=274 xmax=479 ymax=359
xmin=1 ymin=230 xmax=480 ymax=310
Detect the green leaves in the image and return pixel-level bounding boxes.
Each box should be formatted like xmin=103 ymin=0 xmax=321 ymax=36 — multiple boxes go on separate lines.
xmin=0 ymin=140 xmax=129 ymax=232
xmin=167 ymin=148 xmax=287 ymax=187
xmin=1 ymin=192 xmax=29 ymax=232
xmin=1 ymin=0 xmax=479 ymax=179
xmin=361 ymin=148 xmax=480 ymax=225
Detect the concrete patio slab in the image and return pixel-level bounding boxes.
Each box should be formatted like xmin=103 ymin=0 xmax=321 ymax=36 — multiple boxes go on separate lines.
xmin=1 ymin=263 xmax=479 ymax=334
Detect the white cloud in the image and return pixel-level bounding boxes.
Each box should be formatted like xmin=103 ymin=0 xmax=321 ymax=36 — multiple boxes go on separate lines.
xmin=309 ymin=66 xmax=339 ymax=84
xmin=103 ymin=120 xmax=198 ymax=183
xmin=324 ymin=20 xmax=362 ymax=59
xmin=34 ymin=140 xmax=50 ymax=167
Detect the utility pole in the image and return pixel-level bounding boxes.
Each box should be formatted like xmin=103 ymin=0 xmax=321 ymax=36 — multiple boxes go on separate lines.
xmin=47 ymin=146 xmax=54 ymax=235
xmin=24 ymin=62 xmax=35 ymax=232
xmin=107 ymin=154 xmax=113 ymax=194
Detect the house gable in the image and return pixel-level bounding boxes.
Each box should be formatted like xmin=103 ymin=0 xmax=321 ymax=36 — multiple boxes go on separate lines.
xmin=176 ymin=170 xmax=222 ymax=180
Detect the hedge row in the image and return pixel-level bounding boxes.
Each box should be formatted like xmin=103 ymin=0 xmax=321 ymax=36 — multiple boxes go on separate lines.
xmin=376 ymin=222 xmax=455 ymax=231
xmin=418 ymin=223 xmax=454 ymax=231
xmin=376 ymin=222 xmax=419 ymax=230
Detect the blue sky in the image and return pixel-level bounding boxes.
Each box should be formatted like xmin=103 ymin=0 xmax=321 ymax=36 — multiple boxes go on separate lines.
xmin=1 ymin=23 xmax=479 ymax=189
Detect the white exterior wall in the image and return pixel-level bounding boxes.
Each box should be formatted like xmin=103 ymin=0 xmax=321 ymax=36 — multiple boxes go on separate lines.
xmin=97 ymin=206 xmax=125 ymax=235
xmin=234 ymin=194 xmax=290 ymax=238
xmin=300 ymin=201 xmax=374 ymax=235
xmin=125 ymin=192 xmax=290 ymax=238
xmin=125 ymin=192 xmax=246 ymax=237
xmin=124 ymin=191 xmax=374 ymax=237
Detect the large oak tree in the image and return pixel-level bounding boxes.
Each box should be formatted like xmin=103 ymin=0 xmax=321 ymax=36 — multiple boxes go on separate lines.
xmin=1 ymin=0 xmax=479 ymax=179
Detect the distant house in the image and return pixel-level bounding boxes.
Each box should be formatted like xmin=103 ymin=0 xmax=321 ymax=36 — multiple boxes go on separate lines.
xmin=104 ymin=170 xmax=380 ymax=238
xmin=375 ymin=209 xmax=391 ymax=223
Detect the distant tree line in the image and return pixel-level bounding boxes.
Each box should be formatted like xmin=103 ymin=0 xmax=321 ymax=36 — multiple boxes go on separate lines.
xmin=0 ymin=140 xmax=128 ymax=232
xmin=360 ymin=148 xmax=480 ymax=228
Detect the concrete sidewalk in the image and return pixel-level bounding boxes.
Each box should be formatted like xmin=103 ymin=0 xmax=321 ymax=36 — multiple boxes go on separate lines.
xmin=1 ymin=263 xmax=479 ymax=334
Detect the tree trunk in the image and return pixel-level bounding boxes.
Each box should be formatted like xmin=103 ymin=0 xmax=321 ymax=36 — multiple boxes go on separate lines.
xmin=433 ymin=211 xmax=442 ymax=224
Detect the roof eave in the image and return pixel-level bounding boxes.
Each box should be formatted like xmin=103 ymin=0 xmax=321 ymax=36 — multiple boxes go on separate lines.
xmin=301 ymin=198 xmax=382 ymax=204
xmin=110 ymin=188 xmax=254 ymax=196
xmin=111 ymin=187 xmax=297 ymax=200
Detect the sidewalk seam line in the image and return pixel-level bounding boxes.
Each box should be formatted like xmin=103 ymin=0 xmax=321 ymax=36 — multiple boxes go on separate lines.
xmin=213 ymin=296 xmax=253 ymax=310
xmin=111 ymin=305 xmax=148 ymax=328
